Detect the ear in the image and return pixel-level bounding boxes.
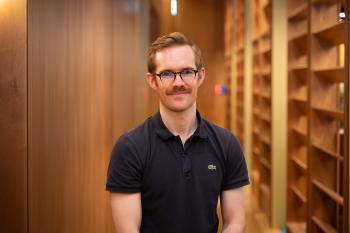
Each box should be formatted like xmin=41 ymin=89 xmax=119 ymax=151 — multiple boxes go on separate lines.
xmin=197 ymin=67 xmax=205 ymax=87
xmin=146 ymin=72 xmax=158 ymax=90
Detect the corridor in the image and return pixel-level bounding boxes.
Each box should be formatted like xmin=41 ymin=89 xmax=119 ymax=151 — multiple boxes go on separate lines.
xmin=1 ymin=0 xmax=349 ymax=233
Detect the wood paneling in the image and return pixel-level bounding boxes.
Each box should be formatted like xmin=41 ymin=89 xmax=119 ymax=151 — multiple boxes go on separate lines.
xmin=28 ymin=0 xmax=113 ymax=232
xmin=111 ymin=0 xmax=138 ymax=138
xmin=27 ymin=0 xmax=147 ymax=232
xmin=0 ymin=0 xmax=28 ymax=232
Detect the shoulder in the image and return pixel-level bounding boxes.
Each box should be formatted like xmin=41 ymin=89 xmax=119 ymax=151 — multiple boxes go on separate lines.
xmin=123 ymin=115 xmax=154 ymax=141
xmin=201 ymin=119 xmax=243 ymax=163
xmin=112 ymin=116 xmax=153 ymax=155
xmin=202 ymin=119 xmax=241 ymax=146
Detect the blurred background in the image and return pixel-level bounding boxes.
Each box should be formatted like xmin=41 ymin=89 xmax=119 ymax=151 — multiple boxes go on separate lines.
xmin=0 ymin=0 xmax=349 ymax=232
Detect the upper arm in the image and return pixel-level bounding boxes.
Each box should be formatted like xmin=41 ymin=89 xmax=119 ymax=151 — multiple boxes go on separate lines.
xmin=106 ymin=135 xmax=144 ymax=193
xmin=221 ymin=133 xmax=249 ymax=190
xmin=107 ymin=135 xmax=144 ymax=232
xmin=110 ymin=192 xmax=142 ymax=233
xmin=220 ymin=187 xmax=246 ymax=232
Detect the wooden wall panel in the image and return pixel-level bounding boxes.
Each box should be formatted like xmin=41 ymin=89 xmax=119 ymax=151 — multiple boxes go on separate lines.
xmin=0 ymin=0 xmax=28 ymax=232
xmin=27 ymin=0 xmax=126 ymax=232
xmin=27 ymin=0 xmax=148 ymax=231
xmin=149 ymin=0 xmax=227 ymax=128
xmin=111 ymin=0 xmax=138 ymax=139
xmin=111 ymin=0 xmax=150 ymax=136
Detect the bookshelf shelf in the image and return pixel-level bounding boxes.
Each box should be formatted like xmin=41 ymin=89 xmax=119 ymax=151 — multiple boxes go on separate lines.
xmin=292 ymin=156 xmax=307 ymax=170
xmin=261 ymin=47 xmax=272 ymax=56
xmin=288 ymin=3 xmax=308 ymax=20
xmin=260 ymin=135 xmax=271 ymax=145
xmin=260 ymin=157 xmax=271 ymax=170
xmin=313 ymin=67 xmax=344 ymax=83
xmin=311 ymin=106 xmax=344 ymax=121
xmin=289 ymin=95 xmax=308 ymax=103
xmin=260 ymin=30 xmax=271 ymax=39
xmin=313 ymin=22 xmax=344 ymax=45
xmin=287 ymin=222 xmax=306 ymax=233
xmin=260 ymin=91 xmax=271 ymax=99
xmin=311 ymin=142 xmax=343 ymax=160
xmin=291 ymin=126 xmax=308 ymax=137
xmin=253 ymin=146 xmax=261 ymax=155
xmin=260 ymin=113 xmax=271 ymax=122
xmin=312 ymin=179 xmax=343 ymax=205
xmin=311 ymin=216 xmax=337 ymax=233
xmin=289 ymin=66 xmax=308 ymax=73
xmin=289 ymin=32 xmax=308 ymax=46
xmin=259 ymin=183 xmax=271 ymax=196
xmin=291 ymin=185 xmax=307 ymax=203
xmin=253 ymin=127 xmax=260 ymax=136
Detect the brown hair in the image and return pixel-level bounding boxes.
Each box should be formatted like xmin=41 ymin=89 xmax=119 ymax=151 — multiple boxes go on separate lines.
xmin=147 ymin=32 xmax=203 ymax=74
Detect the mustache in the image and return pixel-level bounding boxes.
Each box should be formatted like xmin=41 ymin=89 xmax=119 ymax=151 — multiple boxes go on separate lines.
xmin=166 ymin=86 xmax=191 ymax=95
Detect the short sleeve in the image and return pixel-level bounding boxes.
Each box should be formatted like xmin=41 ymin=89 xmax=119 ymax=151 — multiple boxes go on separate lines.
xmin=221 ymin=134 xmax=250 ymax=190
xmin=106 ymin=135 xmax=143 ymax=193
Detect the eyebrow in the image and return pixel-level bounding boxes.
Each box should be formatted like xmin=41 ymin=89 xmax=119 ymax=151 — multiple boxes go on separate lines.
xmin=157 ymin=67 xmax=196 ymax=73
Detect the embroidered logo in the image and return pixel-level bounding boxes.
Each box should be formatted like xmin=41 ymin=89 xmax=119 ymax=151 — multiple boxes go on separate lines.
xmin=208 ymin=164 xmax=216 ymax=171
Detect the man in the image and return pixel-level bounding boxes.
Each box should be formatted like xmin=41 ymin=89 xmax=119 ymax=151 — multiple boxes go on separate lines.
xmin=106 ymin=32 xmax=249 ymax=233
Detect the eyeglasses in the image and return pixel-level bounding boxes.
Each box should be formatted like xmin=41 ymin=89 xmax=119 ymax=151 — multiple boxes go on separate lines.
xmin=155 ymin=69 xmax=198 ymax=85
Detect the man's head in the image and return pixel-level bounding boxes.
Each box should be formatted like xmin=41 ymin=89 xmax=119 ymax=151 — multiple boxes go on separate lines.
xmin=146 ymin=32 xmax=205 ymax=113
xmin=147 ymin=32 xmax=203 ymax=74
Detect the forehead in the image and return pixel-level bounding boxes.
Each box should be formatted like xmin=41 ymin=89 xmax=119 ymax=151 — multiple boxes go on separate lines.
xmin=154 ymin=45 xmax=196 ymax=72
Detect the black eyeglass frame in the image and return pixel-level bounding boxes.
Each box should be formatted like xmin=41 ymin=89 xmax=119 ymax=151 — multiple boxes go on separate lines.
xmin=154 ymin=69 xmax=199 ymax=82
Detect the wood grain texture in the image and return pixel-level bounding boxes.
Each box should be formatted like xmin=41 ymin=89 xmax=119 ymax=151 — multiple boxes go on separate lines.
xmin=0 ymin=0 xmax=28 ymax=232
xmin=27 ymin=0 xmax=145 ymax=232
xmin=111 ymin=0 xmax=138 ymax=139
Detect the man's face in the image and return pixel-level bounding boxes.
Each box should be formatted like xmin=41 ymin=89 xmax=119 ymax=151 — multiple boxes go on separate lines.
xmin=146 ymin=45 xmax=205 ymax=112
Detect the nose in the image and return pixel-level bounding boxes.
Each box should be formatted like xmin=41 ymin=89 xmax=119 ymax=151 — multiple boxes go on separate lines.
xmin=173 ymin=73 xmax=185 ymax=86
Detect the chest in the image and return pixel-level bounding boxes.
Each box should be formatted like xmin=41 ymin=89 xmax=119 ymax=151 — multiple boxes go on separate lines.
xmin=141 ymin=138 xmax=225 ymax=198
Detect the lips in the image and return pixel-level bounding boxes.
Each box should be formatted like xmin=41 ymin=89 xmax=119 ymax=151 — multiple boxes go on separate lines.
xmin=168 ymin=91 xmax=189 ymax=95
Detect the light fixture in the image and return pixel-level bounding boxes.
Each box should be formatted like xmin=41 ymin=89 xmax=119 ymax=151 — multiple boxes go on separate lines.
xmin=339 ymin=6 xmax=346 ymax=20
xmin=171 ymin=0 xmax=177 ymax=16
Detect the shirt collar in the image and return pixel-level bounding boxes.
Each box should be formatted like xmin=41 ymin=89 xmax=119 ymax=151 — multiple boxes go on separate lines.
xmin=152 ymin=110 xmax=208 ymax=140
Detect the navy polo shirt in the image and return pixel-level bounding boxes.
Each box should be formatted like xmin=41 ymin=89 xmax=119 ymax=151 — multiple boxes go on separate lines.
xmin=106 ymin=111 xmax=249 ymax=233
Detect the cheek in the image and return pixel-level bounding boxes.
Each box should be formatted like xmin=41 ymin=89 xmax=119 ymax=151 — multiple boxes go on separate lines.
xmin=156 ymin=86 xmax=168 ymax=99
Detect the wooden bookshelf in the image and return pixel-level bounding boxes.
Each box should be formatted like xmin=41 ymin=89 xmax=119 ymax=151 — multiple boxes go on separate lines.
xmin=224 ymin=0 xmax=233 ymax=131
xmin=251 ymin=0 xmax=272 ymax=224
xmin=233 ymin=0 xmax=245 ymax=147
xmin=287 ymin=2 xmax=309 ymax=230
xmin=287 ymin=0 xmax=349 ymax=232
xmin=309 ymin=1 xmax=347 ymax=232
xmin=251 ymin=0 xmax=261 ymax=211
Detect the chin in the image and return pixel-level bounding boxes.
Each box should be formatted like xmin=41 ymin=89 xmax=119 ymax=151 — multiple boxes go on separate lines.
xmin=163 ymin=103 xmax=194 ymax=112
xmin=160 ymin=96 xmax=196 ymax=112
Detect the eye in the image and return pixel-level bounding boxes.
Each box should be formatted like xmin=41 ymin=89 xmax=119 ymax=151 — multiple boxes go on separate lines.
xmin=181 ymin=69 xmax=195 ymax=77
xmin=181 ymin=69 xmax=194 ymax=75
xmin=160 ymin=71 xmax=174 ymax=79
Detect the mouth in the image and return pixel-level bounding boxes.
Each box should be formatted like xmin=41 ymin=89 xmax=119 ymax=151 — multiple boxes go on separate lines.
xmin=169 ymin=91 xmax=189 ymax=96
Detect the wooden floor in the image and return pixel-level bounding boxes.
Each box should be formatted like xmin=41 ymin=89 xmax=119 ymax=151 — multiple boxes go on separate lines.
xmin=217 ymin=186 xmax=280 ymax=233
xmin=245 ymin=187 xmax=281 ymax=233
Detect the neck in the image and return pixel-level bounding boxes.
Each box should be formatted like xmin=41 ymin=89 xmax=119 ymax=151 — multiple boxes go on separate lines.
xmin=159 ymin=104 xmax=197 ymax=144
